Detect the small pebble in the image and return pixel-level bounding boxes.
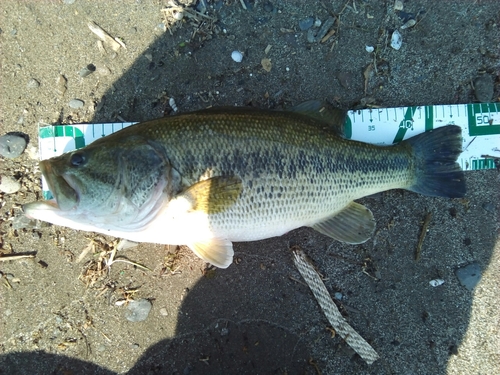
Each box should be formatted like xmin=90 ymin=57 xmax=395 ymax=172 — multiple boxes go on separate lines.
xmin=125 ymin=299 xmax=152 ymax=322
xmin=27 ymin=78 xmax=40 ymax=89
xmin=299 ymin=17 xmax=314 ymax=31
xmin=262 ymin=1 xmax=274 ymax=12
xmin=334 ymin=292 xmax=343 ymax=300
xmin=365 ymin=45 xmax=374 ymax=53
xmin=429 ymin=279 xmax=445 ymax=287
xmin=390 ymin=30 xmax=402 ymax=50
xmin=231 ymin=50 xmax=243 ymax=63
xmin=79 ymin=64 xmax=96 ymax=78
xmin=169 ymin=97 xmax=178 ymax=112
xmin=455 ymin=263 xmax=482 ymax=291
xmin=172 ymin=10 xmax=184 ymax=20
xmin=97 ymin=66 xmax=111 ymax=76
xmin=157 ymin=23 xmax=167 ymax=33
xmin=69 ymin=99 xmax=84 ymax=109
xmin=0 ymin=176 xmax=21 ymax=194
xmin=0 ymin=134 xmax=27 ymax=158
xmin=97 ymin=344 xmax=106 ymax=352
xmin=400 ymin=19 xmax=416 ymax=29
xmin=159 ymin=308 xmax=168 ymax=316
xmin=474 ymin=75 xmax=494 ymax=103
xmin=220 ymin=327 xmax=229 ymax=336
xmin=55 ymin=74 xmax=67 ymax=97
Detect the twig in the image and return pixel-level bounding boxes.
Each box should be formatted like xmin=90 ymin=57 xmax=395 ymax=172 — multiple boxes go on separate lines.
xmin=87 ymin=21 xmax=122 ymax=52
xmin=0 ymin=254 xmax=35 ymax=262
xmin=415 ymin=212 xmax=432 ymax=261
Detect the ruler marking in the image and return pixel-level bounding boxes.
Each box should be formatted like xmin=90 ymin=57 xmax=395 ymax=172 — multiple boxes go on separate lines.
xmin=425 ymin=106 xmax=433 ymax=131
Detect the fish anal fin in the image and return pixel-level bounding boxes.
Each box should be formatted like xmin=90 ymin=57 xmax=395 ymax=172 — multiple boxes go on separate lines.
xmin=312 ymin=202 xmax=375 ymax=244
xmin=188 ymin=238 xmax=234 ymax=268
xmin=181 ymin=176 xmax=243 ymax=214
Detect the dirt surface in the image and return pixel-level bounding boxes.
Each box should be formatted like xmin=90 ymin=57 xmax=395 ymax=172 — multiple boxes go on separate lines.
xmin=1 ymin=1 xmax=499 ymax=374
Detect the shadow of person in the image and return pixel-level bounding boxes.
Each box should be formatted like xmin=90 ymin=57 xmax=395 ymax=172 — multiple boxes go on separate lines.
xmin=127 ymin=236 xmax=317 ymax=375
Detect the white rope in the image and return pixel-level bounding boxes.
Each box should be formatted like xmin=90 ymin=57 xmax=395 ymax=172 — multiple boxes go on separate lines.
xmin=292 ymin=248 xmax=379 ymax=365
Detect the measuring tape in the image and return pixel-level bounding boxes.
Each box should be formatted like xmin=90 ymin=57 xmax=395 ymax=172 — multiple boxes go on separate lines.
xmin=346 ymin=102 xmax=500 ymax=171
xmin=38 ymin=103 xmax=499 ymax=199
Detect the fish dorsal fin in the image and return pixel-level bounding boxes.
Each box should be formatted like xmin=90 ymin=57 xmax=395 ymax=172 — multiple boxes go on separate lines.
xmin=188 ymin=238 xmax=234 ymax=268
xmin=312 ymin=202 xmax=375 ymax=244
xmin=290 ymin=100 xmax=347 ymax=137
xmin=180 ymin=176 xmax=243 ymax=214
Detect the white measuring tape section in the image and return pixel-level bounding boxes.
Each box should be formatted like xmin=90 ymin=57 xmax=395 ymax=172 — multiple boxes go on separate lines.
xmin=292 ymin=248 xmax=380 ymax=365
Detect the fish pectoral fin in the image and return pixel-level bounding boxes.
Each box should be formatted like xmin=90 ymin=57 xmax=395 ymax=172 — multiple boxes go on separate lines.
xmin=312 ymin=202 xmax=375 ymax=244
xmin=180 ymin=176 xmax=243 ymax=214
xmin=188 ymin=238 xmax=234 ymax=269
xmin=290 ymin=100 xmax=347 ymax=137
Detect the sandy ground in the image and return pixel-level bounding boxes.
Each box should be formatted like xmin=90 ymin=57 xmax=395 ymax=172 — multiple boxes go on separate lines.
xmin=1 ymin=1 xmax=499 ymax=374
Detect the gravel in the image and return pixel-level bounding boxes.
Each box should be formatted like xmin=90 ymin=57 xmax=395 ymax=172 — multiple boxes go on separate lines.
xmin=0 ymin=133 xmax=27 ymax=158
xmin=125 ymin=299 xmax=152 ymax=322
xmin=0 ymin=176 xmax=21 ymax=194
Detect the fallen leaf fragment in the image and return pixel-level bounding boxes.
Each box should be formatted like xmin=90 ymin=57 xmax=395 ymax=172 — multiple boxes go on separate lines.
xmin=261 ymin=58 xmax=272 ymax=72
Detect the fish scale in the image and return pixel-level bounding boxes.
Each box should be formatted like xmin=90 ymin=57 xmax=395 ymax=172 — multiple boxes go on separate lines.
xmin=108 ymin=110 xmax=412 ymax=241
xmin=24 ymin=103 xmax=465 ymax=268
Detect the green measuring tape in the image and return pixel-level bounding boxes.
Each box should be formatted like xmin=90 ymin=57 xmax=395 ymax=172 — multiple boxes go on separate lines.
xmin=38 ymin=103 xmax=499 ymax=199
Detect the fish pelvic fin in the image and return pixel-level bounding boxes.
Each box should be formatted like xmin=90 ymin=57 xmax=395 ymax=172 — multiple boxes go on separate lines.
xmin=188 ymin=238 xmax=234 ymax=268
xmin=406 ymin=125 xmax=466 ymax=198
xmin=312 ymin=202 xmax=375 ymax=244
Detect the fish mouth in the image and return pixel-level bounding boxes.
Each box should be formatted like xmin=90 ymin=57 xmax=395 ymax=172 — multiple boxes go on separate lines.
xmin=40 ymin=160 xmax=79 ymax=211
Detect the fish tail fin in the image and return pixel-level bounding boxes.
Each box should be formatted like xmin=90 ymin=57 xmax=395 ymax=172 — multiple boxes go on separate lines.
xmin=406 ymin=125 xmax=466 ymax=198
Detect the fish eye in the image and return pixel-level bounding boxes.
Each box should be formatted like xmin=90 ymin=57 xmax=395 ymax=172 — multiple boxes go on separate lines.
xmin=70 ymin=152 xmax=87 ymax=167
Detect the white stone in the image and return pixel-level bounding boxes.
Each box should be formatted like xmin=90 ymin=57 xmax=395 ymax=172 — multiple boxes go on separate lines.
xmin=231 ymin=50 xmax=243 ymax=63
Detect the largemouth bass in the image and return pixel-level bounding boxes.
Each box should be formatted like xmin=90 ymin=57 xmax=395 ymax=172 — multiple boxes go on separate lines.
xmin=24 ymin=102 xmax=465 ymax=268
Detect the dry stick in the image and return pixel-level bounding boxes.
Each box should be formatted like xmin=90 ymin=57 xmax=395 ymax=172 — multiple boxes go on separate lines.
xmin=0 ymin=254 xmax=35 ymax=262
xmin=87 ymin=21 xmax=122 ymax=52
xmin=415 ymin=212 xmax=432 ymax=261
